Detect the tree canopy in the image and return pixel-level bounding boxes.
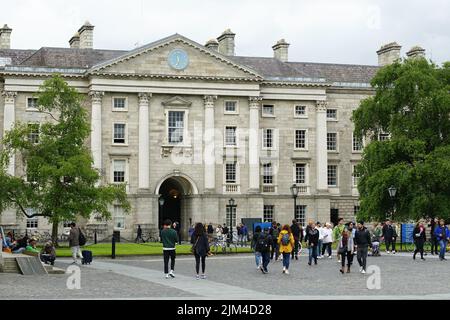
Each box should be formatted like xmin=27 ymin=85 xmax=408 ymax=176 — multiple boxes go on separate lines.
xmin=0 ymin=75 xmax=130 ymax=243
xmin=353 ymin=58 xmax=450 ymax=222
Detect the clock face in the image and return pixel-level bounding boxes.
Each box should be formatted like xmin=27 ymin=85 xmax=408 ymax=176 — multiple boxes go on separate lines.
xmin=168 ymin=49 xmax=189 ymax=70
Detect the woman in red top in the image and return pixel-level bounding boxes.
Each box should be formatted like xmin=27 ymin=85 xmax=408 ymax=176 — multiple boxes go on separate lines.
xmin=413 ymin=221 xmax=426 ymax=260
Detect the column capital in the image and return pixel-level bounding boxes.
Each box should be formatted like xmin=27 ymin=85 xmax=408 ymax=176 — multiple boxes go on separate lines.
xmin=2 ymin=91 xmax=17 ymax=103
xmin=203 ymin=95 xmax=217 ymax=105
xmin=249 ymin=96 xmax=263 ymax=109
xmin=315 ymin=100 xmax=328 ymax=112
xmin=138 ymin=92 xmax=152 ymax=104
xmin=89 ymin=91 xmax=104 ymax=103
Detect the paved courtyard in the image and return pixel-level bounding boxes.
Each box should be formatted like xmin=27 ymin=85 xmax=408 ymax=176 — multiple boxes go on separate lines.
xmin=1 ymin=252 xmax=450 ymax=300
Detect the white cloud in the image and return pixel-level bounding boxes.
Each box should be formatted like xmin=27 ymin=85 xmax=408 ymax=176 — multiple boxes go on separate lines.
xmin=1 ymin=0 xmax=448 ymax=65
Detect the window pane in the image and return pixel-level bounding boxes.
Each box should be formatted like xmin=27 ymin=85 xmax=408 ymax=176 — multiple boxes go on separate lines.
xmin=263 ymin=129 xmax=273 ymax=148
xmin=263 ymin=105 xmax=274 ymax=115
xmin=327 ymin=133 xmax=337 ymax=151
xmin=295 ymin=130 xmax=306 ymax=149
xmin=225 ymin=126 xmax=237 ymax=146
xmin=295 ymin=205 xmax=306 ymax=227
xmin=263 ymin=205 xmax=274 ymax=222
xmin=295 ymin=163 xmax=305 ymax=184
xmin=113 ymin=160 xmax=126 ymax=183
xmin=225 ymin=101 xmax=236 ymax=112
xmin=225 ymin=162 xmax=236 ymax=183
xmin=113 ymin=123 xmax=126 ymax=143
xmin=28 ymin=123 xmax=39 ymax=144
xmin=114 ymin=98 xmax=126 ymax=109
xmin=168 ymin=111 xmax=185 ymax=143
xmin=27 ymin=98 xmax=38 ymax=109
xmin=353 ymin=133 xmax=363 ymax=151
xmin=295 ymin=105 xmax=306 ymax=116
xmin=262 ymin=163 xmax=273 ymax=184
xmin=326 ymin=109 xmax=337 ymax=119
xmin=328 ymin=165 xmax=337 ymax=186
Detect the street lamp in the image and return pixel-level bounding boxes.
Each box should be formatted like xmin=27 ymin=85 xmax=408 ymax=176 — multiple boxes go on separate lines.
xmin=159 ymin=196 xmax=165 ymax=230
xmin=388 ymin=186 xmax=397 ymax=219
xmin=290 ymin=184 xmax=300 ymax=220
xmin=228 ymin=198 xmax=237 ymax=245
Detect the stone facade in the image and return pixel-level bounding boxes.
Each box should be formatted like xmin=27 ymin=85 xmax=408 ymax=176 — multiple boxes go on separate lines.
xmin=0 ymin=25 xmax=404 ymax=240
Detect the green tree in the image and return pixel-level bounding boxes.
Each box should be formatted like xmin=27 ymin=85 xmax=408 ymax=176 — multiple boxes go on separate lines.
xmin=352 ymin=58 xmax=450 ymax=222
xmin=0 ymin=75 xmax=130 ymax=245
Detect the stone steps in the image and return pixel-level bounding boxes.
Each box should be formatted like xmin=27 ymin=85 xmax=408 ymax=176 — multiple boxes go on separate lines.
xmin=43 ymin=264 xmax=65 ymax=274
xmin=2 ymin=257 xmax=20 ymax=273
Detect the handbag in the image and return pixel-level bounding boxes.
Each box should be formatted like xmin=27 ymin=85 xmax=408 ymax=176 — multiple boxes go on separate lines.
xmin=191 ymin=236 xmax=199 ymax=254
xmin=337 ymin=246 xmax=347 ymax=254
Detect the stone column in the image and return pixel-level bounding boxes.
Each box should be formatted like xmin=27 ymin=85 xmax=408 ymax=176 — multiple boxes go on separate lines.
xmin=203 ymin=95 xmax=217 ymax=193
xmin=89 ymin=91 xmax=104 ymax=172
xmin=248 ymin=96 xmax=262 ymax=193
xmin=315 ymin=100 xmax=328 ymax=191
xmin=2 ymin=91 xmax=17 ymax=175
xmin=138 ymin=93 xmax=151 ymax=189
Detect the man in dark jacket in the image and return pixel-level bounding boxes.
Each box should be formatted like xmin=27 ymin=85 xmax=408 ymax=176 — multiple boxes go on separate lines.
xmin=257 ymin=228 xmax=273 ymax=274
xmin=161 ymin=219 xmax=179 ymax=278
xmin=291 ymin=219 xmax=301 ymax=260
xmin=382 ymin=219 xmax=397 ymax=254
xmin=355 ymin=221 xmax=372 ymax=274
xmin=69 ymin=223 xmax=82 ymax=264
xmin=429 ymin=217 xmax=439 ymax=255
xmin=269 ymin=221 xmax=280 ymax=261
xmin=435 ymin=219 xmax=450 ymax=261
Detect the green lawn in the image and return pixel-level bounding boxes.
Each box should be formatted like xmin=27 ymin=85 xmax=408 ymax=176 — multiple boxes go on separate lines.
xmin=48 ymin=243 xmax=253 ymax=257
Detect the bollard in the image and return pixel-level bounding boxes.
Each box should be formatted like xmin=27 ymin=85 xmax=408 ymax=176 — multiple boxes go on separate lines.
xmin=94 ymin=230 xmax=97 ymax=245
xmin=111 ymin=235 xmax=116 ymax=259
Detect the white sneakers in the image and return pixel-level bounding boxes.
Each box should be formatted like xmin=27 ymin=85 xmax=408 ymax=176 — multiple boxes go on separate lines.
xmin=328 ymin=255 xmax=332 ymax=259
xmin=359 ymin=266 xmax=363 ymax=272
xmin=285 ymin=269 xmax=290 ymax=274
xmin=386 ymin=250 xmax=391 ymax=254
xmin=169 ymin=270 xmax=175 ymax=278
xmin=361 ymin=269 xmax=366 ymax=274
xmin=282 ymin=266 xmax=286 ymax=273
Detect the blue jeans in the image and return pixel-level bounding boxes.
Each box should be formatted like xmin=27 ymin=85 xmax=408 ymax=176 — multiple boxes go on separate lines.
xmin=439 ymin=240 xmax=448 ymax=259
xmin=261 ymin=251 xmax=270 ymax=271
xmin=309 ymin=246 xmax=317 ymax=264
xmin=317 ymin=240 xmax=323 ymax=256
xmin=255 ymin=251 xmax=262 ymax=267
xmin=282 ymin=253 xmax=290 ymax=269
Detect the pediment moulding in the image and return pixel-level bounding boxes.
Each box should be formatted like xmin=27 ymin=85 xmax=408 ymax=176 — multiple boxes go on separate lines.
xmin=161 ymin=95 xmax=192 ymax=107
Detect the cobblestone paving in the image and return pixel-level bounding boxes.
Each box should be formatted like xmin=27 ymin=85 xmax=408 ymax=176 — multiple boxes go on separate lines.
xmin=1 ymin=252 xmax=449 ymax=299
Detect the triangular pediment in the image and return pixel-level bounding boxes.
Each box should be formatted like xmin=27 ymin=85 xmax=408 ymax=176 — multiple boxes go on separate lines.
xmin=162 ymin=96 xmax=192 ymax=107
xmin=88 ymin=34 xmax=262 ymax=80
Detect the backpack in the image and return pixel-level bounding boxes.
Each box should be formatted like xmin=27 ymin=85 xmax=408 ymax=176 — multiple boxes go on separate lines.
xmin=78 ymin=228 xmax=87 ymax=246
xmin=271 ymin=227 xmax=279 ymax=239
xmin=281 ymin=233 xmax=290 ymax=246
xmin=255 ymin=233 xmax=270 ymax=252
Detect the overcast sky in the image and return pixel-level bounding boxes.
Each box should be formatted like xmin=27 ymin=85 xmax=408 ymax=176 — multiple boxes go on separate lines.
xmin=1 ymin=0 xmax=449 ymax=65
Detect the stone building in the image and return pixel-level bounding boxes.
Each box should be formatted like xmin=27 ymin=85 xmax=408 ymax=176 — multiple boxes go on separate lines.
xmin=0 ymin=22 xmax=424 ymax=240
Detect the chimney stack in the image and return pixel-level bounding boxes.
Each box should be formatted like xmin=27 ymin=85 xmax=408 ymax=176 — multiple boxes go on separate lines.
xmin=78 ymin=21 xmax=94 ymax=49
xmin=217 ymin=29 xmax=235 ymax=56
xmin=205 ymin=39 xmax=219 ymax=52
xmin=376 ymin=42 xmax=401 ymax=66
xmin=0 ymin=24 xmax=12 ymax=49
xmin=272 ymin=39 xmax=290 ymax=62
xmin=69 ymin=32 xmax=80 ymax=48
xmin=406 ymin=46 xmax=426 ymax=59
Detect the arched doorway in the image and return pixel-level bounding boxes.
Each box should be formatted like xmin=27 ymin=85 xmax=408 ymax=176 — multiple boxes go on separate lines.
xmin=156 ymin=173 xmax=198 ymax=241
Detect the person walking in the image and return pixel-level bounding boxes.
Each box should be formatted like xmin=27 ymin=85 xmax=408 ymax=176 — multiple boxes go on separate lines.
xmin=435 ymin=219 xmax=450 ymax=261
xmin=290 ymin=219 xmax=302 ymax=260
xmin=241 ymin=224 xmax=248 ymax=247
xmin=251 ymin=225 xmax=263 ymax=270
xmin=382 ymin=219 xmax=396 ymax=254
xmin=161 ymin=219 xmax=178 ymax=279
xmin=413 ymin=221 xmax=426 ymax=261
xmin=355 ymin=221 xmax=372 ymax=274
xmin=207 ymin=222 xmax=214 ymax=241
xmin=269 ymin=221 xmax=281 ymax=261
xmin=429 ymin=217 xmax=439 ymax=255
xmin=69 ymin=223 xmax=83 ymax=264
xmin=332 ymin=218 xmax=345 ymax=262
xmin=254 ymin=227 xmax=272 ymax=274
xmin=191 ymin=223 xmax=210 ymax=279
xmin=322 ymin=223 xmax=333 ymax=258
xmin=277 ymin=225 xmax=295 ymax=274
xmin=135 ymin=225 xmax=143 ymax=243
xmin=316 ymin=222 xmax=324 ymax=259
xmin=338 ymin=229 xmax=354 ymax=274
xmin=307 ymin=222 xmax=319 ymax=266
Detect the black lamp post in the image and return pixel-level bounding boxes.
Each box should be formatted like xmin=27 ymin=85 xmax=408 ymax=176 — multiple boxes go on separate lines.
xmin=290 ymin=184 xmax=300 ymax=220
xmin=388 ymin=185 xmax=397 ymax=219
xmin=228 ymin=198 xmax=237 ymax=245
xmin=158 ymin=196 xmax=165 ymax=229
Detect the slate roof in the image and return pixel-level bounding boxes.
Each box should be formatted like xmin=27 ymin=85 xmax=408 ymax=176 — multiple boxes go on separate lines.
xmin=0 ymin=45 xmax=379 ymax=84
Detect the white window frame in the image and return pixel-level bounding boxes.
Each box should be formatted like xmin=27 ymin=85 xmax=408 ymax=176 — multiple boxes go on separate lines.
xmin=112 ymin=122 xmax=128 ymax=145
xmin=294 ymin=105 xmax=308 ymax=118
xmin=263 ymin=205 xmax=274 ymax=222
xmin=326 ymin=108 xmax=338 ymax=121
xmin=352 ymin=165 xmax=360 ymax=187
xmin=224 ymin=100 xmax=239 ymax=114
xmin=295 ymin=205 xmax=307 ymax=227
xmin=262 ymin=128 xmax=277 ymax=150
xmin=327 ymin=164 xmax=338 ymax=187
xmin=27 ymin=122 xmax=40 ymax=144
xmin=327 ymin=132 xmax=338 ymax=152
xmin=112 ymin=96 xmax=128 ymax=112
xmin=113 ymin=205 xmax=126 ymax=230
xmin=224 ymin=161 xmax=239 ymax=184
xmin=165 ymin=109 xmax=190 ymax=146
xmin=378 ymin=132 xmax=390 ymax=141
xmin=262 ymin=104 xmax=275 ymax=117
xmin=352 ymin=132 xmax=364 ymax=152
xmin=25 ymin=208 xmax=38 ymax=229
xmin=111 ymin=158 xmax=129 ymax=191
xmin=294 ymin=129 xmax=308 ymax=150
xmin=224 ymin=126 xmax=238 ymax=147
xmin=293 ymin=163 xmax=309 ymax=185
xmin=26 ymin=97 xmax=39 ymax=111
xmin=262 ymin=162 xmax=274 ymax=185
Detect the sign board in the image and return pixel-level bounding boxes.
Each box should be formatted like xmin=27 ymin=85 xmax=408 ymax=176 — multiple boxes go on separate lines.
xmin=401 ymin=223 xmax=415 ymax=244
xmin=253 ymin=222 xmax=273 ymax=232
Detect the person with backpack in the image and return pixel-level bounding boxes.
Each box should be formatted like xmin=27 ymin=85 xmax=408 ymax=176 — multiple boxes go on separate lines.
xmin=161 ymin=219 xmax=179 ymax=278
xmin=307 ymin=222 xmax=319 ymax=266
xmin=277 ymin=225 xmax=295 ymax=274
xmin=290 ymin=219 xmax=301 ymax=260
xmin=191 ymin=223 xmax=210 ymax=279
xmin=434 ymin=219 xmax=450 ymax=261
xmin=269 ymin=221 xmax=281 ymax=261
xmin=253 ymin=226 xmax=272 ymax=273
xmin=69 ymin=222 xmax=83 ymax=264
xmin=251 ymin=225 xmax=263 ymax=269
xmin=413 ymin=221 xmax=426 ymax=261
xmin=355 ymin=221 xmax=372 ymax=274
